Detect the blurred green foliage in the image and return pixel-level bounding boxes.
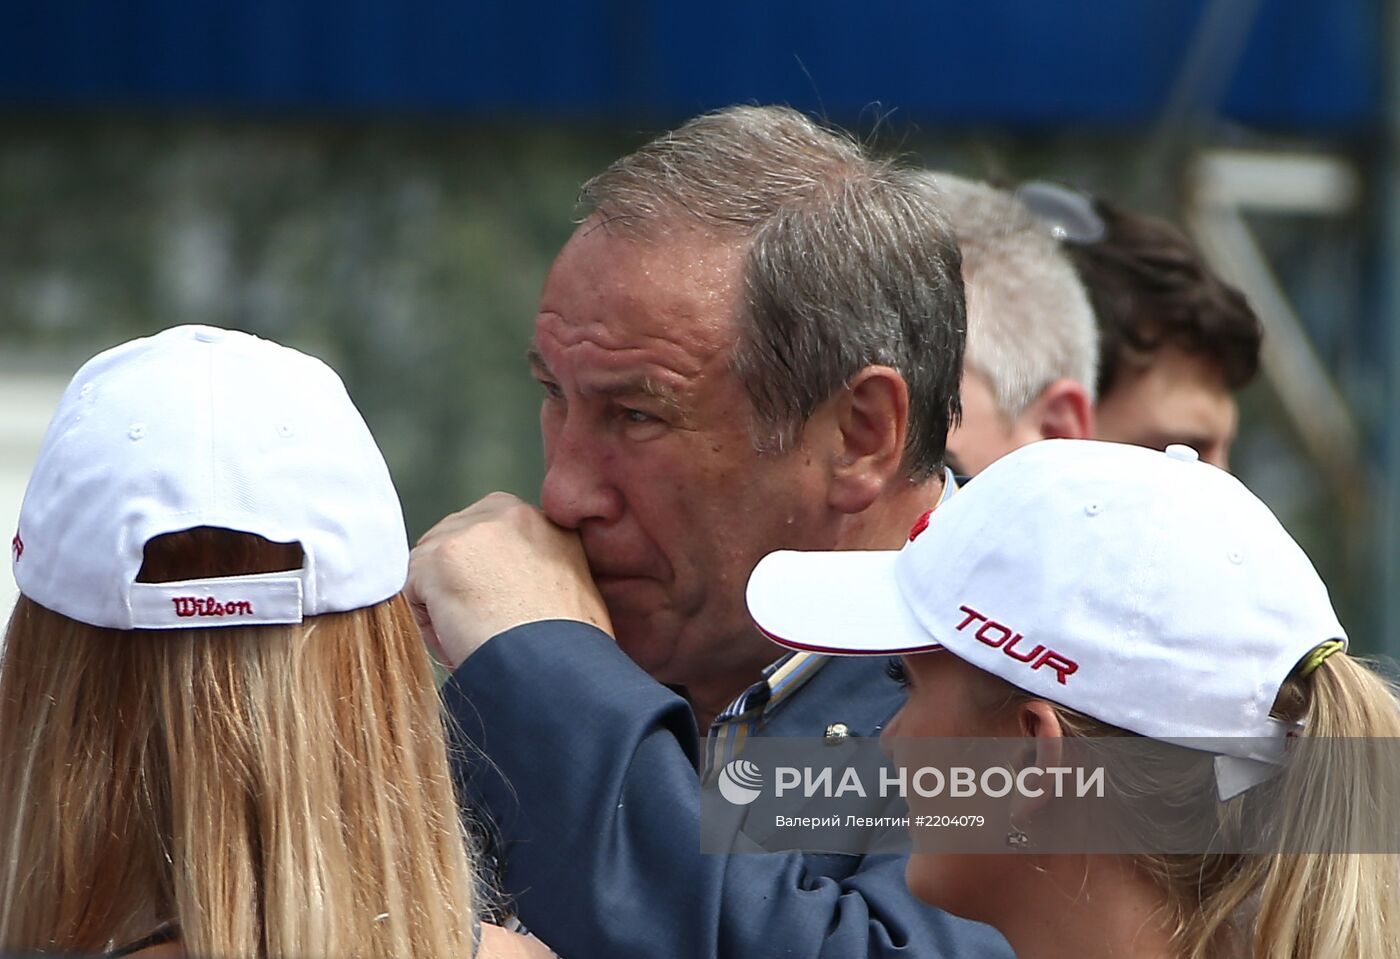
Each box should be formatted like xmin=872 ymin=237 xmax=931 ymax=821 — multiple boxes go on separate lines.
xmin=0 ymin=119 xmax=628 ymax=537
xmin=0 ymin=117 xmax=1376 ymax=649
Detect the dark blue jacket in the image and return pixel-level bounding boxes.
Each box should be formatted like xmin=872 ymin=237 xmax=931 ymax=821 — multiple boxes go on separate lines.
xmin=444 ymin=620 xmax=1012 ymax=959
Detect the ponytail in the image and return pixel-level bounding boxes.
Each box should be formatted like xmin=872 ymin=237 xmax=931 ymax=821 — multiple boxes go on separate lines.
xmin=1240 ymin=653 xmax=1400 ymax=959
xmin=1159 ymin=651 xmax=1400 ymax=958
xmin=987 ymin=645 xmax=1400 ymax=958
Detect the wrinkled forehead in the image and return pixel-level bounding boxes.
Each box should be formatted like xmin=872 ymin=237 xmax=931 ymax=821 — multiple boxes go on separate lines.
xmin=563 ymin=213 xmax=747 ymax=288
xmin=536 ymin=219 xmax=748 ymax=357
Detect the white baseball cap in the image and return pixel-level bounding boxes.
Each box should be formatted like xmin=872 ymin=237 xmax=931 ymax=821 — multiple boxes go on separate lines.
xmin=12 ymin=325 xmax=409 ymax=630
xmin=746 ymin=439 xmax=1348 ymax=798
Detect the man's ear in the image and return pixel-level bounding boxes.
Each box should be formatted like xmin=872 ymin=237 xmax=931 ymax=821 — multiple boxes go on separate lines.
xmin=827 ymin=365 xmax=909 ymax=514
xmin=1017 ymin=377 xmax=1094 ymax=442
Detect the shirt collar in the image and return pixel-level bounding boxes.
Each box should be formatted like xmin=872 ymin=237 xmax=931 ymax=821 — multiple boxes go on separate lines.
xmin=711 ymin=466 xmax=958 ymax=733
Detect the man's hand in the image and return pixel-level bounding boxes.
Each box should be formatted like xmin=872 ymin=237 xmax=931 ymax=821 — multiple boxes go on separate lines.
xmin=406 ymin=492 xmax=614 ymax=669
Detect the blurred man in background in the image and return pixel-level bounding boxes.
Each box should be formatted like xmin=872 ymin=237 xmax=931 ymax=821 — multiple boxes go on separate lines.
xmin=408 ymin=106 xmax=1011 ymax=958
xmin=919 ymin=173 xmax=1099 ymax=477
xmin=1020 ymin=183 xmax=1264 ymax=469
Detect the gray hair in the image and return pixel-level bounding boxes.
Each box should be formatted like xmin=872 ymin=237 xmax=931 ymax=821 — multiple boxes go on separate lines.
xmin=917 ymin=172 xmax=1098 ymax=417
xmin=580 ymin=105 xmax=965 ymax=479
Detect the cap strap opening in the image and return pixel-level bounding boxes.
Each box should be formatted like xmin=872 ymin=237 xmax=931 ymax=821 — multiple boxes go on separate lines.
xmin=128 ymin=572 xmax=304 ymax=629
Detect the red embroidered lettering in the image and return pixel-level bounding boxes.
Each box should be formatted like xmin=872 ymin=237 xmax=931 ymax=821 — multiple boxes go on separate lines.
xmin=1002 ymin=634 xmax=1045 ymax=663
xmin=955 ymin=605 xmax=986 ymax=631
xmin=1033 ymin=651 xmax=1079 ymax=685
xmin=908 ymin=509 xmax=934 ymax=542
xmin=955 ymin=604 xmax=1078 ymax=684
xmin=170 ymin=596 xmax=255 ymax=618
xmin=10 ymin=533 xmax=22 ymax=562
xmin=975 ymin=621 xmax=1013 ymax=649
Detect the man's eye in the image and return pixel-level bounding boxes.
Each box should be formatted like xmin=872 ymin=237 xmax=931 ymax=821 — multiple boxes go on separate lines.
xmin=622 ymin=408 xmax=656 ymax=424
xmin=538 ymin=380 xmax=564 ymax=400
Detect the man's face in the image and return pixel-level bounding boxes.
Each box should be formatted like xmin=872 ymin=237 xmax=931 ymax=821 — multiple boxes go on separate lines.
xmin=944 ymin=367 xmax=1040 ymax=477
xmin=1094 ymin=343 xmax=1237 ymax=469
xmin=529 ymin=220 xmax=835 ymax=688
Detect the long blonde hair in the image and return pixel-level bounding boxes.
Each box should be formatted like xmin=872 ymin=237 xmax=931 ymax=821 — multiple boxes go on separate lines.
xmin=1006 ymin=649 xmax=1400 ymax=959
xmin=0 ymin=528 xmax=479 ymax=957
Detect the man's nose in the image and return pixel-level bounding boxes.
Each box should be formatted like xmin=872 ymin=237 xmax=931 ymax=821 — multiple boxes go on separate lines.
xmin=539 ymin=418 xmax=625 ymax=529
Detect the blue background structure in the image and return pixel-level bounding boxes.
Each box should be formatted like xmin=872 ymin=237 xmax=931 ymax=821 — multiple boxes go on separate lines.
xmin=0 ymin=0 xmax=1381 ymax=131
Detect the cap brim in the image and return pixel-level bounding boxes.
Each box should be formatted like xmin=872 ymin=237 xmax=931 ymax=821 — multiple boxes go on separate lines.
xmin=746 ymin=549 xmax=940 ymax=656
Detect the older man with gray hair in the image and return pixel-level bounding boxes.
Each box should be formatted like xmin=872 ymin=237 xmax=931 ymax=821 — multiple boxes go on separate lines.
xmin=918 ymin=173 xmax=1098 ymax=477
xmin=407 ymin=107 xmax=1012 ymax=958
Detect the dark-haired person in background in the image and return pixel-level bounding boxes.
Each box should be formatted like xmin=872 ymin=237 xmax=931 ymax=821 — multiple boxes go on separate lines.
xmin=1060 ymin=194 xmax=1263 ymax=469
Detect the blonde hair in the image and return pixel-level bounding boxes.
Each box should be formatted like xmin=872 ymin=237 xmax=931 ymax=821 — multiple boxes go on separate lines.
xmin=996 ymin=650 xmax=1400 ymax=958
xmin=0 ymin=528 xmax=480 ymax=958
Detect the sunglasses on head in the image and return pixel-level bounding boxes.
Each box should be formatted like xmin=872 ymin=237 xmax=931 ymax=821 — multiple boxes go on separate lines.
xmin=1014 ymin=180 xmax=1107 ymax=246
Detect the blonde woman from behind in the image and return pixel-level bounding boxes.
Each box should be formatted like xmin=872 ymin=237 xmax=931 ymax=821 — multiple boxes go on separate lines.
xmin=0 ymin=326 xmax=552 ymax=959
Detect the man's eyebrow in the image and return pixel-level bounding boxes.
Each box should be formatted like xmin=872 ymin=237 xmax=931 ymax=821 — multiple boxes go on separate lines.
xmin=594 ymin=377 xmax=680 ymax=402
xmin=524 ymin=346 xmax=688 ymax=416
